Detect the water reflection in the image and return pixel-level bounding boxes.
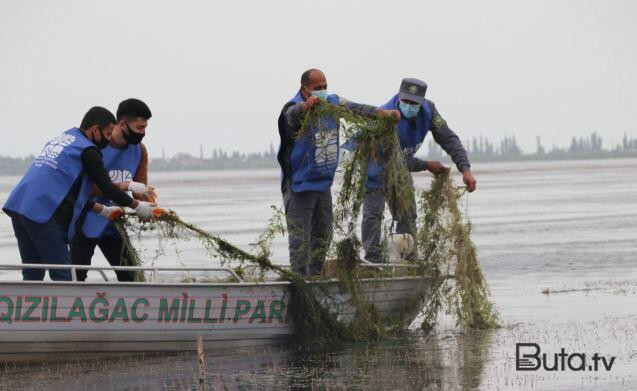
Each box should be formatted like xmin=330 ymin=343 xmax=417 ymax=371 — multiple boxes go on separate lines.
xmin=0 ymin=330 xmax=496 ymax=390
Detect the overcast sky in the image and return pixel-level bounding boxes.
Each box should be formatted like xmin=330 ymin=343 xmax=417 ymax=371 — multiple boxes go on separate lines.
xmin=0 ymin=0 xmax=635 ymax=158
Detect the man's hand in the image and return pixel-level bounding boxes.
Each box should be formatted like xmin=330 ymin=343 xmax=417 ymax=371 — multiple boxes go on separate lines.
xmin=128 ymin=181 xmax=157 ymax=203
xmin=301 ymin=96 xmax=320 ymax=111
xmin=462 ymin=170 xmax=477 ymax=192
xmin=133 ymin=191 xmax=156 ymax=203
xmin=377 ymin=109 xmax=401 ymax=121
xmin=98 ymin=205 xmax=124 ymax=221
xmin=133 ymin=201 xmax=158 ymax=219
xmin=425 ymin=161 xmax=449 ymax=175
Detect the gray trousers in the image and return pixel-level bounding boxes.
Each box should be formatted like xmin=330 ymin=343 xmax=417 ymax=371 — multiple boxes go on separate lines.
xmin=283 ymin=188 xmax=333 ymax=276
xmin=361 ymin=177 xmax=417 ymax=263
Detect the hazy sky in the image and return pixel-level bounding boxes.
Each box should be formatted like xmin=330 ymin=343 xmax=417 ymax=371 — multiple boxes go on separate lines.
xmin=0 ymin=0 xmax=635 ymax=158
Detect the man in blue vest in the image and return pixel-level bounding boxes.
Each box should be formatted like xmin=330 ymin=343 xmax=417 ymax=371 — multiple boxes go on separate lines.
xmin=277 ymin=68 xmax=399 ymax=276
xmin=360 ymin=78 xmax=476 ymax=263
xmin=71 ymin=98 xmax=156 ymax=282
xmin=2 ymin=106 xmax=157 ymax=281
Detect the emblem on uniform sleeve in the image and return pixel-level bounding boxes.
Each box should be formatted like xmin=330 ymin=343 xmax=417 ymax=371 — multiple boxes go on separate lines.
xmin=433 ymin=115 xmax=446 ymax=128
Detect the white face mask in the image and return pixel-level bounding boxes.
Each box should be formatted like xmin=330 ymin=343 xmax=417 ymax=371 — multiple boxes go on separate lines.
xmin=310 ymin=89 xmax=328 ymax=101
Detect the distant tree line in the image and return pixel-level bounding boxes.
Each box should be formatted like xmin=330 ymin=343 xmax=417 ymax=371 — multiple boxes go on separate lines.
xmin=150 ymin=143 xmax=278 ymax=171
xmin=2 ymin=135 xmax=637 ymax=175
xmin=0 ymin=155 xmax=35 ymax=176
xmin=426 ymin=133 xmax=637 ymax=162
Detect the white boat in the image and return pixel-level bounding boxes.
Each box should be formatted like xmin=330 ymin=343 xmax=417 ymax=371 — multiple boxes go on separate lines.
xmin=0 ymin=263 xmax=431 ymax=362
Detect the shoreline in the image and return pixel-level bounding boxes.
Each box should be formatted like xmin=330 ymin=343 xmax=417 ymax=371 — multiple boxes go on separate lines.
xmin=2 ymin=154 xmax=637 ymax=175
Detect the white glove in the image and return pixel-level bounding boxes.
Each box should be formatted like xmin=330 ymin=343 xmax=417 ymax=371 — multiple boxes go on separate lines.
xmin=134 ymin=201 xmax=155 ymax=219
xmin=128 ymin=181 xmax=148 ymax=194
xmin=98 ymin=205 xmax=124 ymax=221
xmin=128 ymin=181 xmax=157 ymax=202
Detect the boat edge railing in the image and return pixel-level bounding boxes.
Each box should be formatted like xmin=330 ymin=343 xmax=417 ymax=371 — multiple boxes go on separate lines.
xmin=240 ymin=261 xmax=420 ymax=279
xmin=0 ymin=261 xmax=428 ymax=285
xmin=0 ymin=263 xmax=244 ymax=283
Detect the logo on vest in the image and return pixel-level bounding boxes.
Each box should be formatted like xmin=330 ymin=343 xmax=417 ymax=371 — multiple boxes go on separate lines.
xmin=109 ymin=169 xmax=133 ymax=183
xmin=34 ymin=134 xmax=76 ymax=170
xmin=402 ymin=142 xmax=422 ymax=157
xmin=314 ymin=129 xmax=338 ymax=167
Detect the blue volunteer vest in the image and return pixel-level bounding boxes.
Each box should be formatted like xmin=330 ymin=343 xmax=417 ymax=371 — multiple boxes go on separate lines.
xmin=3 ymin=128 xmax=95 ymax=240
xmin=365 ymin=95 xmax=432 ymax=189
xmin=80 ymin=144 xmax=142 ymax=238
xmin=277 ymin=91 xmax=341 ymax=192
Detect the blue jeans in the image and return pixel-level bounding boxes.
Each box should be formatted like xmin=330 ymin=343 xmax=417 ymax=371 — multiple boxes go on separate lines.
xmin=10 ymin=213 xmax=72 ymax=281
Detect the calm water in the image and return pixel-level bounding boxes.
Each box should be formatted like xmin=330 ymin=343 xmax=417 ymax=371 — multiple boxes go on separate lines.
xmin=0 ymin=158 xmax=636 ymax=390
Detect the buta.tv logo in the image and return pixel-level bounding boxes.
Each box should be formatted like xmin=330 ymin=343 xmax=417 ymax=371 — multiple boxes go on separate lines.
xmin=516 ymin=343 xmax=616 ymax=372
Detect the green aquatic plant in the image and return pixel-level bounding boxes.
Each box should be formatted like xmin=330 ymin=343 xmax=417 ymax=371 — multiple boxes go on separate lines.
xmin=298 ymin=102 xmax=412 ymax=235
xmin=116 ymin=209 xmax=349 ymax=346
xmin=300 ymin=103 xmax=497 ymax=331
xmin=333 ymin=237 xmax=386 ymax=341
xmin=115 ymin=102 xmax=497 ymax=345
xmin=417 ymin=172 xmax=499 ymax=330
xmin=298 ymin=102 xmax=411 ymax=340
xmin=111 ymin=222 xmax=146 ymax=282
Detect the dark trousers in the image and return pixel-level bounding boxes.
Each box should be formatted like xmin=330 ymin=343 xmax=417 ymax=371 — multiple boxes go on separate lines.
xmin=70 ymin=232 xmax=135 ymax=282
xmin=10 ymin=214 xmax=72 ymax=281
xmin=283 ymin=188 xmax=333 ymax=276
xmin=361 ymin=183 xmax=417 ymax=263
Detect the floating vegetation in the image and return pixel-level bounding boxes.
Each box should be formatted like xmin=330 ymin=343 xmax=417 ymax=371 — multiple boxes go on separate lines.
xmin=298 ymin=102 xmax=412 ymax=340
xmin=114 ymin=100 xmax=497 ymax=346
xmin=298 ymin=101 xmax=497 ymax=331
xmin=333 ymin=236 xmax=386 ymax=341
xmin=417 ymin=172 xmax=499 ymax=330
xmin=116 ymin=209 xmax=349 ymax=346
xmin=298 ymin=102 xmax=412 ymax=236
xmin=112 ymin=222 xmax=146 ymax=282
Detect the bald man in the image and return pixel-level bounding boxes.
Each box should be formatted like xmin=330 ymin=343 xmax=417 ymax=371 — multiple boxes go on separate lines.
xmin=277 ymin=68 xmax=397 ymax=276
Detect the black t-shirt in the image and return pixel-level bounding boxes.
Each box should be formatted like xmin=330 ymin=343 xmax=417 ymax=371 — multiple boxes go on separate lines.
xmin=53 ymin=147 xmax=134 ymax=229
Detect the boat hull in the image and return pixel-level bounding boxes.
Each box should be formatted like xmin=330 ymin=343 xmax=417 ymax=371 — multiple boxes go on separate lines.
xmin=0 ymin=276 xmax=430 ymax=362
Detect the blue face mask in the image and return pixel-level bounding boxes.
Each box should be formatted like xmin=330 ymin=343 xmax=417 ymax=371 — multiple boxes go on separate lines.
xmin=311 ymin=89 xmax=328 ymax=101
xmin=399 ymin=101 xmax=420 ymax=119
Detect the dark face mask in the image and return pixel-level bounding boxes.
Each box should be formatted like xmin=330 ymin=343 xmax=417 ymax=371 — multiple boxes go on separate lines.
xmin=124 ymin=123 xmax=145 ymax=145
xmin=95 ymin=127 xmax=109 ymax=149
